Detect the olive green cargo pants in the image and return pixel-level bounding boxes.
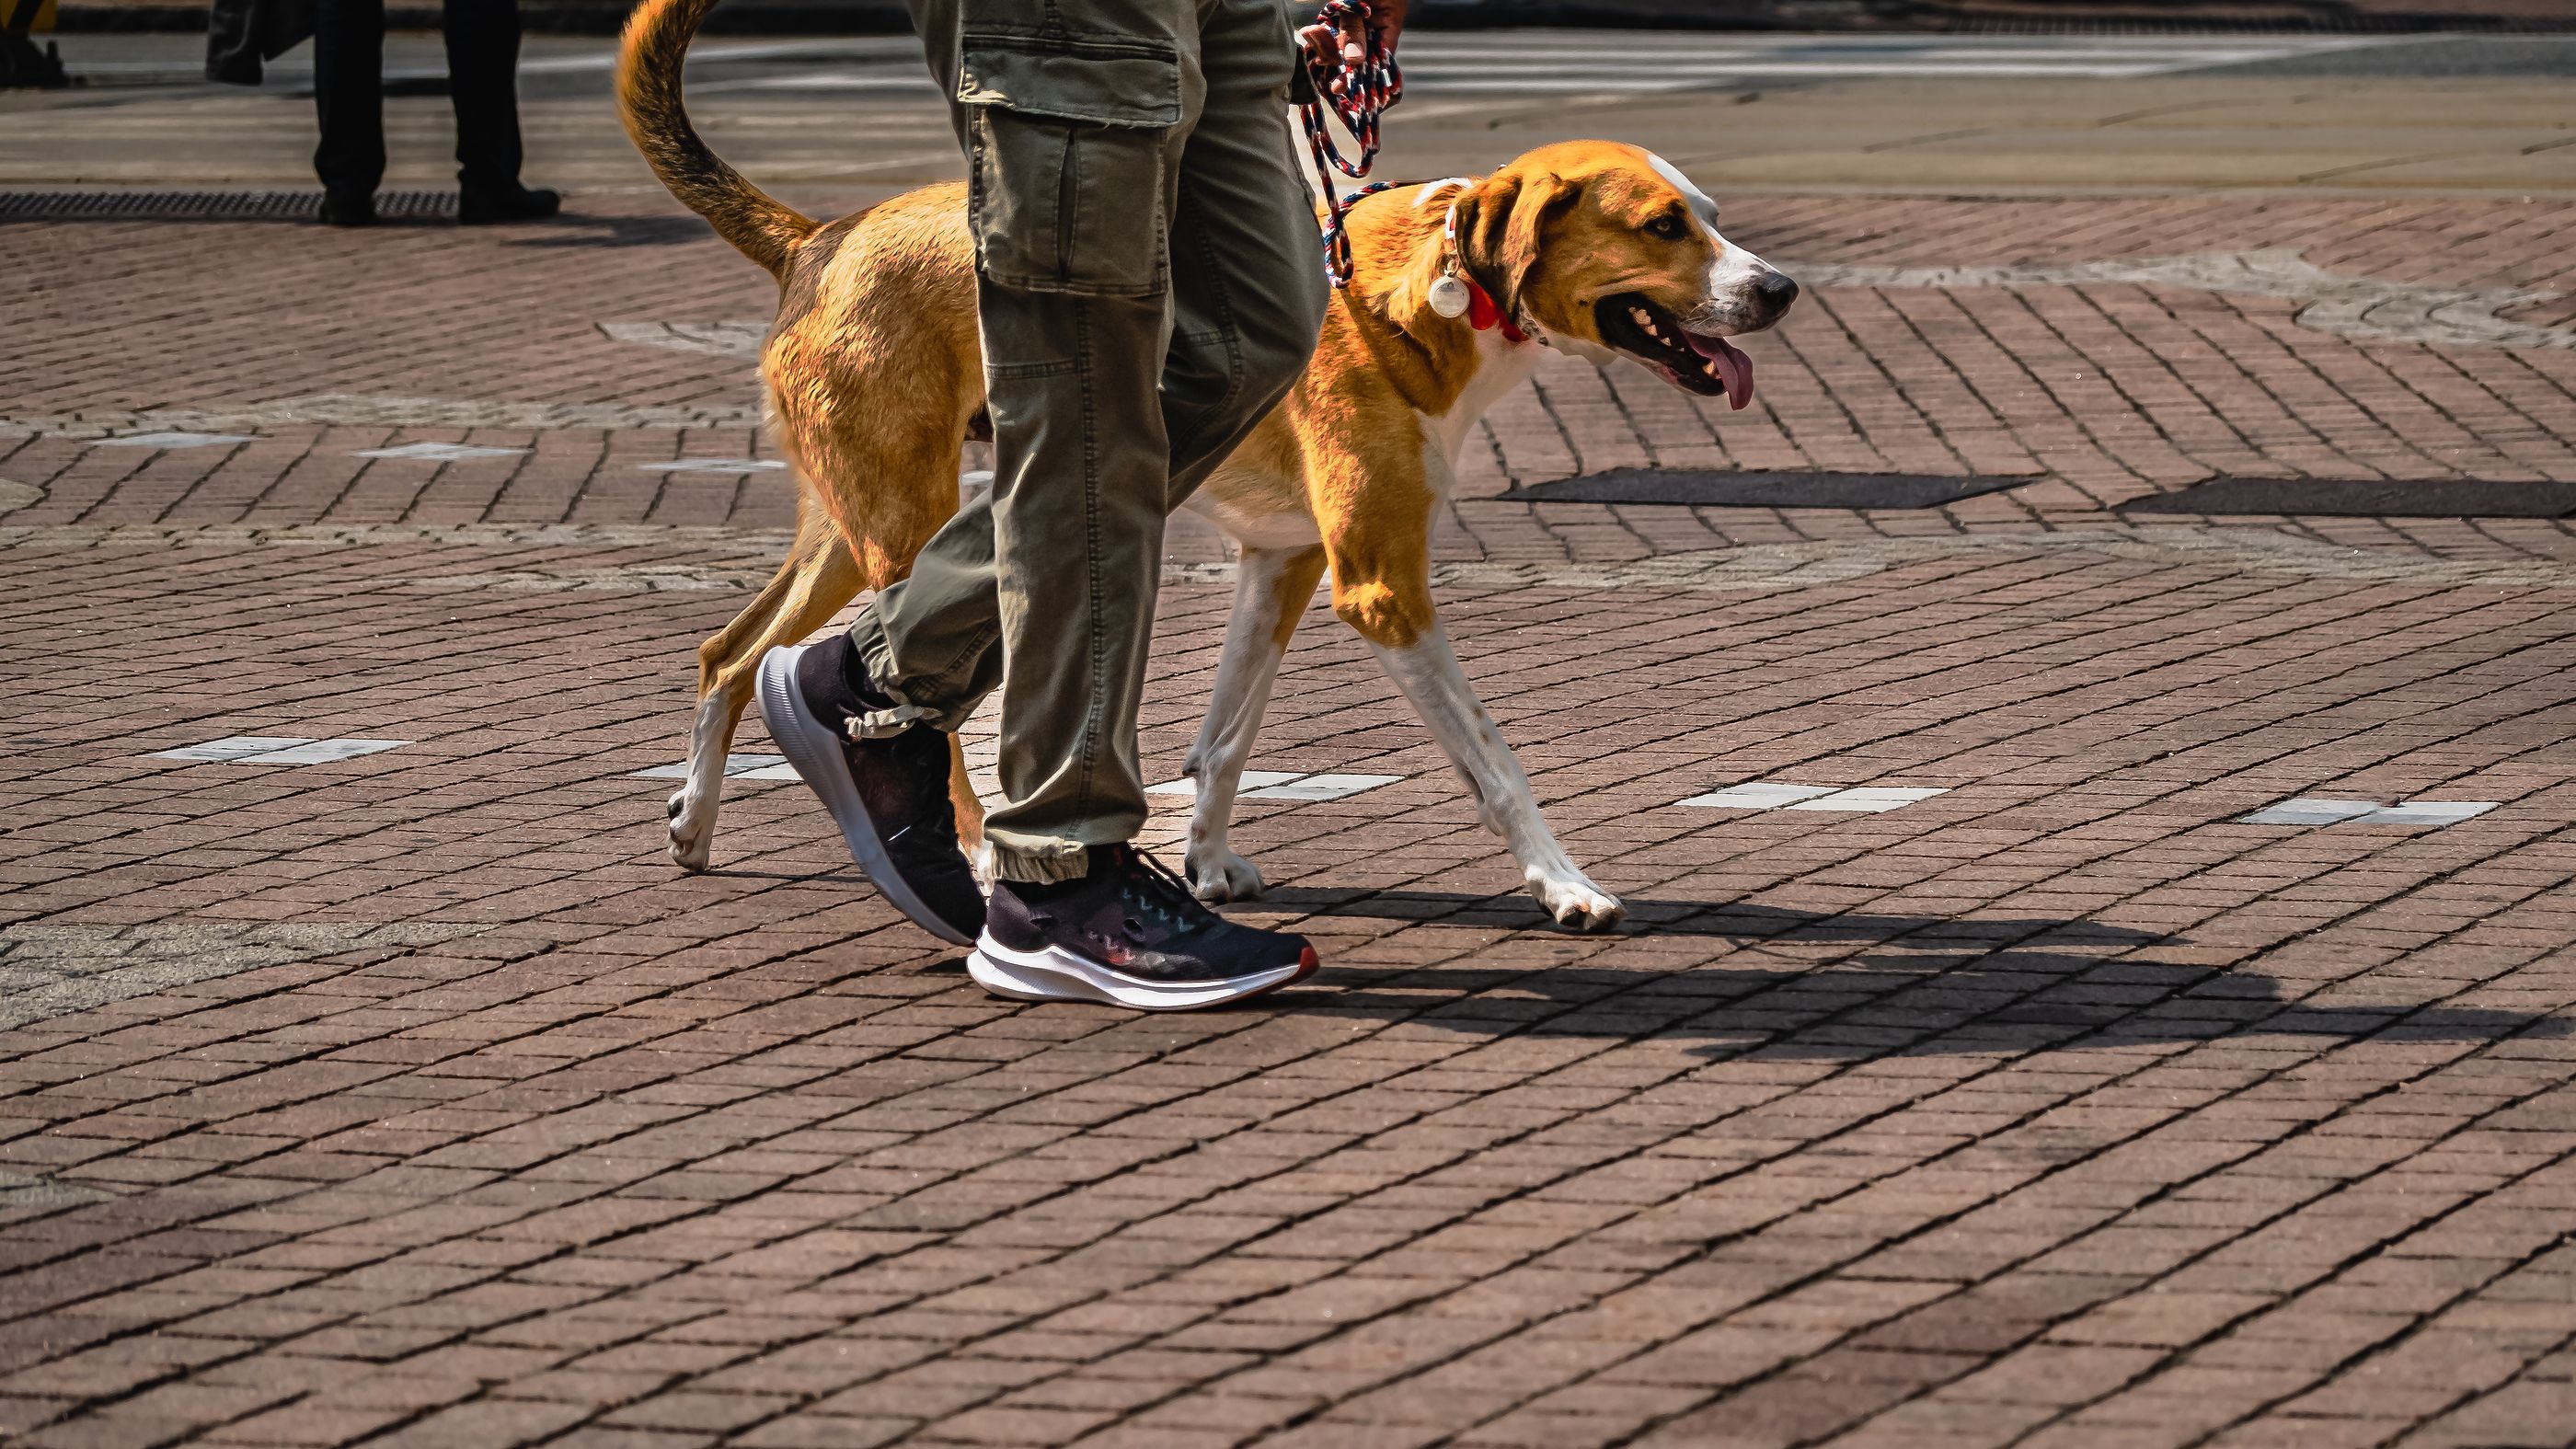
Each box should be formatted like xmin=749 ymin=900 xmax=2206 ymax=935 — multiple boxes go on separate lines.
xmin=847 ymin=0 xmax=1329 ymax=883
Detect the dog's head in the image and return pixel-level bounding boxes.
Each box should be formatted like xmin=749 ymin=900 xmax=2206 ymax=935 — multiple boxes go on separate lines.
xmin=1445 ymin=142 xmax=1796 ymax=409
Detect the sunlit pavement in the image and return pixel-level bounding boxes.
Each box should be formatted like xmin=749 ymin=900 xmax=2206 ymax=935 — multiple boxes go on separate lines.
xmin=6 ymin=27 xmax=2576 ymax=1449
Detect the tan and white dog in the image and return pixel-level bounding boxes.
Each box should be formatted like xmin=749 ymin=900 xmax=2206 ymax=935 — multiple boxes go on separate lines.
xmin=620 ymin=0 xmax=1796 ymax=932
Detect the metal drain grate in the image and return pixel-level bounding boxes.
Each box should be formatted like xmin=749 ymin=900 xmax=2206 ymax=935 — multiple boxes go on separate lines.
xmin=2121 ymin=476 xmax=2576 ymax=520
xmin=1501 ymin=468 xmax=2031 ymax=511
xmin=0 ymin=191 xmax=457 ymax=222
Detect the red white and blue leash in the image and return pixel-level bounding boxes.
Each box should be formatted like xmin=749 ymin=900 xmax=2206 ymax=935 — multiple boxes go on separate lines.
xmin=1295 ymin=0 xmax=1403 ymax=286
xmin=1291 ymin=4 xmax=1528 ymax=340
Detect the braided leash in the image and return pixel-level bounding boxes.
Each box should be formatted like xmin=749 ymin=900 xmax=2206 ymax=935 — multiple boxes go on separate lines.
xmin=1317 ymin=178 xmax=1407 ymax=284
xmin=1294 ymin=0 xmax=1402 ymax=286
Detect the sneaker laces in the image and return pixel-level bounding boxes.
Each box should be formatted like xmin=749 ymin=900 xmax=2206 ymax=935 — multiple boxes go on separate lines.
xmin=1110 ymin=845 xmax=1211 ymax=934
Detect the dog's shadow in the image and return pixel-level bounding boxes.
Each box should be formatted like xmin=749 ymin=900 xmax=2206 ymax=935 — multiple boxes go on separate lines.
xmin=1242 ymin=887 xmax=2560 ymax=1060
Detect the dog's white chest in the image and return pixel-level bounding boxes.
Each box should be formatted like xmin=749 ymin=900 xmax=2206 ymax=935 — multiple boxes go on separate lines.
xmin=1423 ymin=331 xmax=1543 ymax=469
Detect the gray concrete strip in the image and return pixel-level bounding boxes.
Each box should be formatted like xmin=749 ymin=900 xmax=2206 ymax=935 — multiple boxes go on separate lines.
xmin=605 ymin=244 xmax=2576 ymax=369
xmin=1795 ymin=249 xmax=2576 ymax=351
xmin=0 ymin=523 xmax=802 ymax=549
xmin=0 ymin=394 xmax=765 ymax=437
xmin=0 ymin=1170 xmax=116 ymax=1213
xmin=9 ymin=524 xmax=2576 ymax=591
xmin=1414 ymin=532 xmax=2576 ymax=592
xmin=0 ymin=922 xmax=489 ymax=1032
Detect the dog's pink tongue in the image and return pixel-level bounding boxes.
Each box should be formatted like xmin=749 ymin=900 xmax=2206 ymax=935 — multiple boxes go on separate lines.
xmin=1686 ymin=332 xmax=1754 ymax=411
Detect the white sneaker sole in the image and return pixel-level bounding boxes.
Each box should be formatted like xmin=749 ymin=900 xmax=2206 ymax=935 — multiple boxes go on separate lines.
xmin=755 ymin=645 xmax=977 ymax=948
xmin=968 ymin=932 xmax=1317 ymax=1012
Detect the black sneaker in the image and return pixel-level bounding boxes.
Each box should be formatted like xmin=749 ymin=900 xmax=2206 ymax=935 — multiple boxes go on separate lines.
xmin=459 ymin=184 xmax=561 ymax=225
xmin=971 ymin=845 xmax=1318 ymax=1011
xmin=756 ymin=641 xmax=983 ymax=946
xmin=318 ymin=189 xmax=375 ymax=228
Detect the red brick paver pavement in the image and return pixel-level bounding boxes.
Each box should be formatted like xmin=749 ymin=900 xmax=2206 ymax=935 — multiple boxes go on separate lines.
xmin=4 ymin=194 xmax=2575 ymax=1448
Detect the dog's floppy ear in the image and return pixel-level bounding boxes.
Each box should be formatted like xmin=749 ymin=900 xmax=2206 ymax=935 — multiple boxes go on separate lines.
xmin=1453 ymin=168 xmax=1581 ymax=321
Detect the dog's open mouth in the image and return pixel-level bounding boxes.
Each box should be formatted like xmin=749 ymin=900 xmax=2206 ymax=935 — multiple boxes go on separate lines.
xmin=1596 ymin=293 xmax=1754 ymax=410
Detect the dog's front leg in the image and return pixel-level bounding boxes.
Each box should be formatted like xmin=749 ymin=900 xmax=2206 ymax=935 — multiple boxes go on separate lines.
xmin=1315 ymin=425 xmax=1622 ymax=932
xmin=1182 ymin=544 xmax=1328 ymax=901
xmin=1362 ymin=625 xmax=1625 ymax=933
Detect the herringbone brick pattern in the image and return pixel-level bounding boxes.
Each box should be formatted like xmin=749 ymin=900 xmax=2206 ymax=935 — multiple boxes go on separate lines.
xmin=4 ymin=193 xmax=2574 ymax=1448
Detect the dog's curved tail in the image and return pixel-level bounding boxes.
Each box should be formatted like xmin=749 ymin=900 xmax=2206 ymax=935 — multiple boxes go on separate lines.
xmin=617 ymin=0 xmax=815 ymax=279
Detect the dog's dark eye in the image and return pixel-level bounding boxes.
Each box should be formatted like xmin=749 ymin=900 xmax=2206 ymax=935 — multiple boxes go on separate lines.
xmin=1647 ymin=213 xmax=1689 ymax=240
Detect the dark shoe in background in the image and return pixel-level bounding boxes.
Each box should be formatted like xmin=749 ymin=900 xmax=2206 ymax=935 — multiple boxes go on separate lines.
xmin=756 ymin=642 xmax=984 ymax=946
xmin=972 ymin=845 xmax=1318 ymax=1011
xmin=459 ymin=184 xmax=561 ymax=225
xmin=318 ymin=189 xmax=376 ymax=227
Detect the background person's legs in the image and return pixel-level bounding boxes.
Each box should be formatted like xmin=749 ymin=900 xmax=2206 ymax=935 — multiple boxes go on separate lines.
xmin=311 ymin=0 xmax=387 ymax=202
xmin=850 ymin=0 xmax=1325 ymax=883
xmin=442 ymin=0 xmax=524 ymax=195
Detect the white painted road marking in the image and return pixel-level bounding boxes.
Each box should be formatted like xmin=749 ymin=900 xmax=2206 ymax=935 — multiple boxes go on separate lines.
xmin=356 ymin=443 xmax=529 ymax=462
xmin=150 ymin=737 xmax=407 ymax=765
xmin=2240 ymin=798 xmax=2384 ymax=825
xmin=1786 ymin=787 xmax=1950 ymax=812
xmin=2362 ymin=802 xmax=2499 ymax=826
xmin=150 ymin=736 xmax=314 ymax=762
xmin=1681 ymin=782 xmax=1949 ymax=813
xmin=1147 ymin=771 xmax=1299 ymax=799
xmin=633 ymin=753 xmax=800 ymax=781
xmin=1680 ymin=782 xmax=1838 ymax=809
xmin=1245 ymin=773 xmax=1405 ymax=802
xmin=636 ymin=459 xmax=788 ymax=474
xmin=89 ymin=431 xmax=255 ymax=449
xmin=2241 ymin=798 xmax=2500 ymax=827
xmin=1145 ymin=771 xmax=1401 ymax=802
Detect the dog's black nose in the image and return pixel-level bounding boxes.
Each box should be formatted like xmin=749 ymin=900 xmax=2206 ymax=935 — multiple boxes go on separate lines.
xmin=1757 ymin=270 xmax=1800 ymax=311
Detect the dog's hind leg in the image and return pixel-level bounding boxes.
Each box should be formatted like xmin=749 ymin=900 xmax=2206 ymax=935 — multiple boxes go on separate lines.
xmin=1182 ymin=543 xmax=1327 ymax=902
xmin=782 ymin=400 xmax=984 ymax=862
xmin=671 ymin=504 xmax=865 ymax=871
xmin=1319 ymin=486 xmax=1623 ymax=933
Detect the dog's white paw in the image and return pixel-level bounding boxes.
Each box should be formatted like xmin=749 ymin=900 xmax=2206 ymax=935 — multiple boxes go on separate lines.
xmin=667 ymin=788 xmax=715 ymax=873
xmin=1188 ymin=847 xmax=1266 ymax=903
xmin=1535 ymin=875 xmax=1624 ymax=933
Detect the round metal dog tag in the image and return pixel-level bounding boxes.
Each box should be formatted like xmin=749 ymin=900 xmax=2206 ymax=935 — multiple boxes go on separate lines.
xmin=1427 ymin=274 xmax=1470 ymax=318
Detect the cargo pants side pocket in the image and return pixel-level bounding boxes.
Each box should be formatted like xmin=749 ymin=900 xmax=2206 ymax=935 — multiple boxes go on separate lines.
xmin=960 ymin=33 xmax=1181 ymax=298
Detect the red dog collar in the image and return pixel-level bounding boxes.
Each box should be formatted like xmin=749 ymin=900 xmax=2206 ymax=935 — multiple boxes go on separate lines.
xmin=1463 ymin=279 xmax=1529 ymax=345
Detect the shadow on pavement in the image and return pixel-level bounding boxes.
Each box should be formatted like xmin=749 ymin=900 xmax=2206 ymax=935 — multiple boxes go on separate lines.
xmin=1258 ymin=886 xmax=2162 ymax=943
xmin=1251 ymin=887 xmax=2562 ymax=1055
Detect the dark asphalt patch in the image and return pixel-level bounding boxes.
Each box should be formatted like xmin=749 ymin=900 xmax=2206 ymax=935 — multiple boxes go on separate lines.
xmin=2121 ymin=476 xmax=2576 ymax=518
xmin=1502 ymin=468 xmax=2033 ymax=510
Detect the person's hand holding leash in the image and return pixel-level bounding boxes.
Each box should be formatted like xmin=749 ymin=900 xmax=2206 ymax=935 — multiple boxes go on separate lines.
xmin=1299 ymin=0 xmax=1407 ymax=99
xmin=1295 ymin=0 xmax=1408 ymax=283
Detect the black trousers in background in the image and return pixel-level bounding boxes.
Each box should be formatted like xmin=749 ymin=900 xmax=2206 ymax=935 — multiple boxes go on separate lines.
xmin=313 ymin=0 xmax=523 ymax=195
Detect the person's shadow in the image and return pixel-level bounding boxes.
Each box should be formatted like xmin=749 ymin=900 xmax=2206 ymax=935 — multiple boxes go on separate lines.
xmin=1237 ymin=887 xmax=2559 ymax=1060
